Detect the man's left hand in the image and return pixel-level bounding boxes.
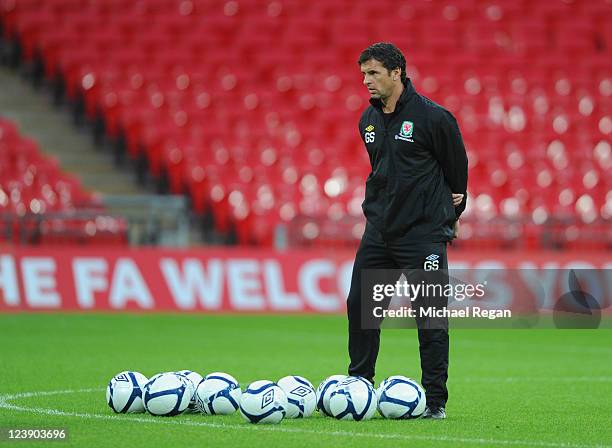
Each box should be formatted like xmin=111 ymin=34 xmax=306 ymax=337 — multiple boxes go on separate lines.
xmin=452 ymin=193 xmax=464 ymax=206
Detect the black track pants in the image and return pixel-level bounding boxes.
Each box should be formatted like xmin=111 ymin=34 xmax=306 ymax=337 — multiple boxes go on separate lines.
xmin=347 ymin=223 xmax=449 ymax=408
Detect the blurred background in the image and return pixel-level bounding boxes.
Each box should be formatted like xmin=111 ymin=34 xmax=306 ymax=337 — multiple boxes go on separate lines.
xmin=1 ymin=0 xmax=610 ymax=250
xmin=0 ymin=0 xmax=610 ymax=313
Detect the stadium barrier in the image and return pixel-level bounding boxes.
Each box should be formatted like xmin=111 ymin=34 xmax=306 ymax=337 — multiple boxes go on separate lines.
xmin=0 ymin=248 xmax=610 ymax=312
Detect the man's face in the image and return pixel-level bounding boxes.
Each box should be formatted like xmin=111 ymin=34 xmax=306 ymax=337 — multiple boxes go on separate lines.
xmin=360 ymin=59 xmax=398 ymax=100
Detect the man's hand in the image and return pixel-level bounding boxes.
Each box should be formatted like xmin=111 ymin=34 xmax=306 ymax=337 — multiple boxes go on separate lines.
xmin=452 ymin=193 xmax=464 ymax=206
xmin=451 ymin=193 xmax=463 ymax=240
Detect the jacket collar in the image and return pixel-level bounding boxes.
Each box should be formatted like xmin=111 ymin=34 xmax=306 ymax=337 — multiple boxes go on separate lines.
xmin=369 ymin=78 xmax=416 ymax=112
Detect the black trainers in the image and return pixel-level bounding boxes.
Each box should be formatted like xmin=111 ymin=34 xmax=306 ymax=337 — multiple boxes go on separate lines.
xmin=422 ymin=406 xmax=446 ymax=419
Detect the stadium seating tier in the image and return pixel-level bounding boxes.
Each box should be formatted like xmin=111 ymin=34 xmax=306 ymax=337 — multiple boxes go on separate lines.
xmin=1 ymin=0 xmax=610 ymax=248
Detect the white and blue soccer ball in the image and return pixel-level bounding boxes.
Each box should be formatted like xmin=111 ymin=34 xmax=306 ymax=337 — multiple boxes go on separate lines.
xmin=377 ymin=376 xmax=426 ymax=419
xmin=329 ymin=376 xmax=377 ymax=421
xmin=239 ymin=380 xmax=288 ymax=424
xmin=277 ymin=375 xmax=316 ymax=418
xmin=143 ymin=372 xmax=191 ymax=416
xmin=106 ymin=371 xmax=148 ymax=413
xmin=175 ymin=370 xmax=203 ymax=413
xmin=316 ymin=375 xmax=347 ymax=417
xmin=376 ymin=375 xmax=405 ymax=398
xmin=196 ymin=372 xmax=241 ymax=415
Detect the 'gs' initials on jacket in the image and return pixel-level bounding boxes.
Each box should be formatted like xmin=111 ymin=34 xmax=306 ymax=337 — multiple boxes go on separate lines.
xmin=358 ymin=79 xmax=469 ymax=242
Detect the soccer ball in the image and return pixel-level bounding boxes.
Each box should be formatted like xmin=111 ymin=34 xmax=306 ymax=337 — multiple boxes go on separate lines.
xmin=277 ymin=375 xmax=316 ymax=418
xmin=195 ymin=372 xmax=241 ymax=415
xmin=316 ymin=375 xmax=347 ymax=417
xmin=239 ymin=380 xmax=287 ymax=424
xmin=143 ymin=372 xmax=191 ymax=416
xmin=377 ymin=376 xmax=426 ymax=419
xmin=329 ymin=376 xmax=377 ymax=421
xmin=175 ymin=370 xmax=204 ymax=413
xmin=375 ymin=375 xmax=405 ymax=398
xmin=106 ymin=371 xmax=148 ymax=413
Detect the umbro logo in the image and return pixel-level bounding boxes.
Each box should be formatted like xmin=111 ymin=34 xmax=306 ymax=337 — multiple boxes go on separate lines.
xmin=290 ymin=386 xmax=312 ymax=397
xmin=261 ymin=389 xmax=275 ymax=408
xmin=114 ymin=373 xmax=130 ymax=382
xmin=424 ymin=254 xmax=440 ymax=271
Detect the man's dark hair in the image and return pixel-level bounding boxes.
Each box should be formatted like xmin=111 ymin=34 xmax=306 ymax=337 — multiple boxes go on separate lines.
xmin=358 ymin=42 xmax=407 ymax=83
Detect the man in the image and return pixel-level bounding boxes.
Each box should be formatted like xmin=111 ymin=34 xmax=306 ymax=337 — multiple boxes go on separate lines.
xmin=347 ymin=43 xmax=468 ymax=419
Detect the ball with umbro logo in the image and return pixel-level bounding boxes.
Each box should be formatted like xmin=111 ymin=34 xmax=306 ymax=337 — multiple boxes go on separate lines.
xmin=239 ymin=380 xmax=288 ymax=424
xmin=106 ymin=371 xmax=148 ymax=414
xmin=277 ymin=375 xmax=316 ymax=418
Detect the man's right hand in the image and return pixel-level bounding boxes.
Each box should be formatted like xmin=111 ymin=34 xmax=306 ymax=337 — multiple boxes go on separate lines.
xmin=453 ymin=220 xmax=460 ymax=239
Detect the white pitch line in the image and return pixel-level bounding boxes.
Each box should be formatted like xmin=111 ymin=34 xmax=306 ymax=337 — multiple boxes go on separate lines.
xmin=0 ymin=389 xmax=609 ymax=448
xmin=455 ymin=377 xmax=612 ymax=383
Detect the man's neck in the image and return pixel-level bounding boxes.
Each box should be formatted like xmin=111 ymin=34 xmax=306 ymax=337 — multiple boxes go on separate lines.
xmin=381 ymin=82 xmax=405 ymax=114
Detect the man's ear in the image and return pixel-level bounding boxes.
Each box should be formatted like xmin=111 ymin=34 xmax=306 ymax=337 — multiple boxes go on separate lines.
xmin=392 ymin=68 xmax=401 ymax=81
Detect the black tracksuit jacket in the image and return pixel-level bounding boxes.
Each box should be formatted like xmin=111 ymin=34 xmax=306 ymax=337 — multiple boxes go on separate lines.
xmin=358 ymin=79 xmax=469 ymax=242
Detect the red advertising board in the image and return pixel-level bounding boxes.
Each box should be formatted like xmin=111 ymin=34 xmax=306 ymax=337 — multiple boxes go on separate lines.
xmin=0 ymin=247 xmax=610 ymax=312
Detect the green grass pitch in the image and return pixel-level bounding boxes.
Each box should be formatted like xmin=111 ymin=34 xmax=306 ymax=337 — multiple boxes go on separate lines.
xmin=0 ymin=314 xmax=610 ymax=448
